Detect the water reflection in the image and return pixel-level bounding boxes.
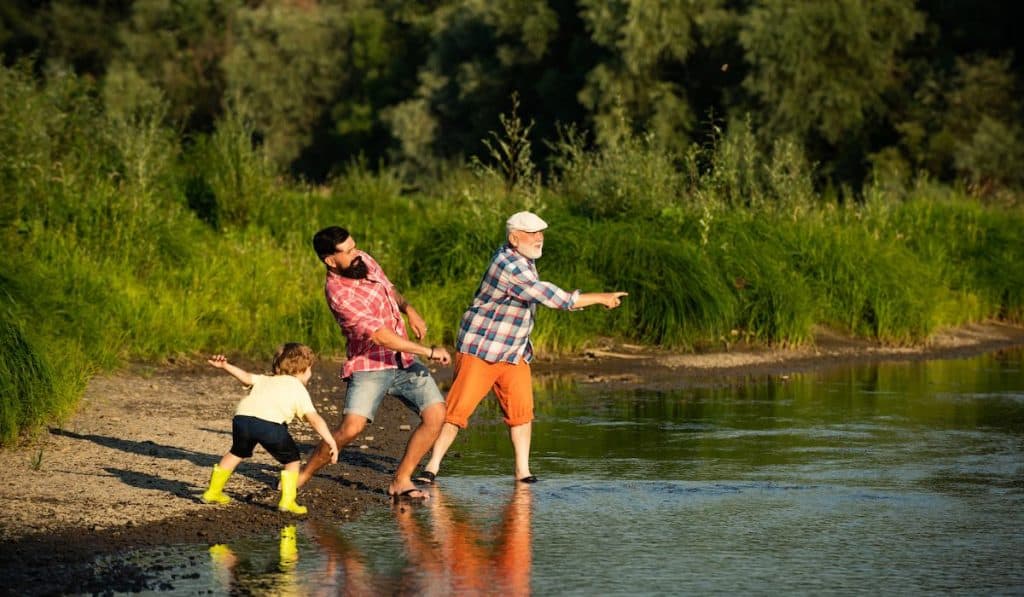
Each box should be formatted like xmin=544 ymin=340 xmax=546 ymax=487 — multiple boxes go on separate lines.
xmin=285 ymin=484 xmax=530 ymax=595
xmin=208 ymin=525 xmax=303 ymax=595
xmin=395 ymin=483 xmax=532 ymax=596
xmin=305 ymin=520 xmax=388 ymax=596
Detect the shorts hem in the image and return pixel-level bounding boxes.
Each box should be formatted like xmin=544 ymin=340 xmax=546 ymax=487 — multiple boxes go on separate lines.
xmin=342 ymin=408 xmax=374 ymax=423
xmin=504 ymin=417 xmax=533 ymax=427
xmin=419 ymin=397 xmax=446 ymax=413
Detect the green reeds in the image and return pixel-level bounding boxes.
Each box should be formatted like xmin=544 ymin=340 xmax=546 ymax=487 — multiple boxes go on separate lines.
xmin=785 ymin=208 xmax=945 ymax=343
xmin=879 ymin=191 xmax=1024 ymax=323
xmin=708 ymin=213 xmax=816 ymax=346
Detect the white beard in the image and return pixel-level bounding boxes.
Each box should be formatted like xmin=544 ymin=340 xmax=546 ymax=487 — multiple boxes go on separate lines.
xmin=519 ymin=245 xmax=543 ymax=260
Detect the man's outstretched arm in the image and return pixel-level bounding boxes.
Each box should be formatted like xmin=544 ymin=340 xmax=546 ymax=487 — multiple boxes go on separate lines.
xmin=572 ymin=292 xmax=628 ymax=310
xmin=370 ymin=327 xmax=452 ymax=366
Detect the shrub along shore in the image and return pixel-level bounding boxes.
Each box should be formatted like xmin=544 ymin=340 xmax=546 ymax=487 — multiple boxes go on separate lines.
xmin=2 ymin=63 xmax=1022 ymax=445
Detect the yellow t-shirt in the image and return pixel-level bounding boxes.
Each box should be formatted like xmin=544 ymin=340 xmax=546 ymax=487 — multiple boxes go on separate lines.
xmin=234 ymin=374 xmax=315 ymax=424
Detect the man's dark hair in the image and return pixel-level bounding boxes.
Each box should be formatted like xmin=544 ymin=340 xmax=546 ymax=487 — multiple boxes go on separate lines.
xmin=312 ymin=226 xmax=350 ymax=261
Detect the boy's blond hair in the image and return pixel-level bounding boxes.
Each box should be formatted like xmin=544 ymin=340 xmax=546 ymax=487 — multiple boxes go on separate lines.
xmin=272 ymin=343 xmax=315 ymax=376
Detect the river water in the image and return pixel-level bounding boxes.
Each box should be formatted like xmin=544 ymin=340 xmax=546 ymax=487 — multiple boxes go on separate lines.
xmin=100 ymin=349 xmax=1024 ymax=595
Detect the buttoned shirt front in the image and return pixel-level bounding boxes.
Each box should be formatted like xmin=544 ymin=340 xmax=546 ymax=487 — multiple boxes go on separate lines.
xmin=457 ymin=244 xmax=579 ymax=364
xmin=324 ymin=251 xmax=414 ymax=379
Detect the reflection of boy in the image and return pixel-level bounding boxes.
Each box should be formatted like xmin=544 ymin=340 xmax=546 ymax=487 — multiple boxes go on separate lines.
xmin=208 ymin=525 xmax=300 ymax=594
xmin=201 ymin=343 xmax=338 ymax=514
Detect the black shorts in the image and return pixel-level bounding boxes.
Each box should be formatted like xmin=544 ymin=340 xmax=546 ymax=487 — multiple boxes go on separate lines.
xmin=229 ymin=415 xmax=301 ymax=464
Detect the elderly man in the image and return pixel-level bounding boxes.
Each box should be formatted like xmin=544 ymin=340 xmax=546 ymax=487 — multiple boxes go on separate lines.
xmin=417 ymin=211 xmax=627 ymax=483
xmin=300 ymin=226 xmax=452 ymax=500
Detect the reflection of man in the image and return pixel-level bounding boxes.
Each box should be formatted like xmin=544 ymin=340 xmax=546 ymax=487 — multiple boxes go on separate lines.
xmin=307 ymin=521 xmax=377 ymax=596
xmin=313 ymin=496 xmax=528 ymax=597
xmin=300 ymin=226 xmax=451 ymax=500
xmin=420 ymin=211 xmax=627 ymax=483
xmin=394 ymin=483 xmax=533 ymax=596
xmin=493 ymin=484 xmax=532 ymax=596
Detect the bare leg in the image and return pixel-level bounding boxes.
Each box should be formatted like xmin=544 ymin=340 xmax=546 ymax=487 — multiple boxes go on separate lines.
xmin=421 ymin=422 xmax=462 ymax=476
xmin=298 ymin=414 xmax=367 ymax=488
xmin=509 ymin=422 xmax=532 ymax=480
xmin=217 ymin=452 xmax=243 ymax=472
xmin=388 ymin=402 xmax=445 ymax=498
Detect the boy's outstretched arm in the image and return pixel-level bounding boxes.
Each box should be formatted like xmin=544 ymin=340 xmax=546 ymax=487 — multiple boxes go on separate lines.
xmin=304 ymin=411 xmax=339 ymax=464
xmin=207 ymin=354 xmax=254 ymax=386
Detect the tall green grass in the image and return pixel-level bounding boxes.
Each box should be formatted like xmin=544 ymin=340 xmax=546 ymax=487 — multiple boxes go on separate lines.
xmin=872 ymin=185 xmax=1024 ymax=322
xmin=707 ymin=213 xmax=817 ymax=346
xmin=0 ymin=317 xmax=55 ymax=445
xmin=0 ymin=313 xmax=89 ymax=445
xmin=1 ymin=62 xmax=1022 ymax=445
xmin=785 ymin=214 xmax=942 ymax=342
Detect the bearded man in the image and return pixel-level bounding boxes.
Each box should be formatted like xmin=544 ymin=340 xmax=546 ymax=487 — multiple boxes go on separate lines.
xmin=417 ymin=212 xmax=627 ymax=484
xmin=300 ymin=226 xmax=451 ymax=500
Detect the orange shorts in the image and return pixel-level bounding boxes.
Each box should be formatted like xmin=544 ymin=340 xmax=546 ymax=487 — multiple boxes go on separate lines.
xmin=445 ymin=353 xmax=533 ymax=428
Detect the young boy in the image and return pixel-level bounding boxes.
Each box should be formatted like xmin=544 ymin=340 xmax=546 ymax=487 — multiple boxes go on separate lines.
xmin=201 ymin=343 xmax=339 ymax=514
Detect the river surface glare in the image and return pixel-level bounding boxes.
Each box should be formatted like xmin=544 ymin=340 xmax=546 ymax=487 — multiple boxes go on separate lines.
xmin=105 ymin=349 xmax=1024 ymax=595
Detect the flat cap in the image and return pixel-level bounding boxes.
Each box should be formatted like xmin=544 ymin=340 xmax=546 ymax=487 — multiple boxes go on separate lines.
xmin=505 ymin=211 xmax=548 ymax=233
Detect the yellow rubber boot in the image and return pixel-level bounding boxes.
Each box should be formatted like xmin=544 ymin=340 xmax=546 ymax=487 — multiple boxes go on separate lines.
xmin=202 ymin=464 xmax=233 ymax=504
xmin=209 ymin=544 xmax=236 ymax=565
xmin=279 ymin=525 xmax=298 ymax=568
xmin=278 ymin=470 xmax=308 ymax=515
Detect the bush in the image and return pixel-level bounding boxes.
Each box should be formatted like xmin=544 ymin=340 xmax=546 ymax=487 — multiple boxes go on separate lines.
xmin=553 ymin=130 xmax=684 ymax=221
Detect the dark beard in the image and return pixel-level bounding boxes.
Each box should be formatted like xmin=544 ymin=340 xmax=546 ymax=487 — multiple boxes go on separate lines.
xmin=339 ymin=257 xmax=369 ymax=279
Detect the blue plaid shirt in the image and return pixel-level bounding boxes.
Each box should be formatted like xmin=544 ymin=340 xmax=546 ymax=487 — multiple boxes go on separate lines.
xmin=457 ymin=244 xmax=580 ymax=363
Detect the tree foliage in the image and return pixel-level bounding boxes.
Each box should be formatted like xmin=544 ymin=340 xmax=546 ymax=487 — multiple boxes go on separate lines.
xmin=1 ymin=0 xmax=1022 ymax=196
xmin=577 ymin=0 xmax=736 ymax=154
xmin=114 ymin=0 xmax=233 ymax=131
xmin=739 ymin=0 xmax=925 ymax=144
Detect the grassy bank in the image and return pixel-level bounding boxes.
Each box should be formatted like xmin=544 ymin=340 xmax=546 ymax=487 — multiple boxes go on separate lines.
xmin=1 ymin=63 xmax=1022 ymax=445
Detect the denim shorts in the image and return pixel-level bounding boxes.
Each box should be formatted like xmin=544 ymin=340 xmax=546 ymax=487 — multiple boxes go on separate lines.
xmin=344 ymin=361 xmax=445 ymax=421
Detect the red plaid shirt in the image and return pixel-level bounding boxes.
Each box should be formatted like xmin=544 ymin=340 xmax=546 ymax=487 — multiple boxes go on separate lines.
xmin=324 ymin=251 xmax=414 ymax=379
